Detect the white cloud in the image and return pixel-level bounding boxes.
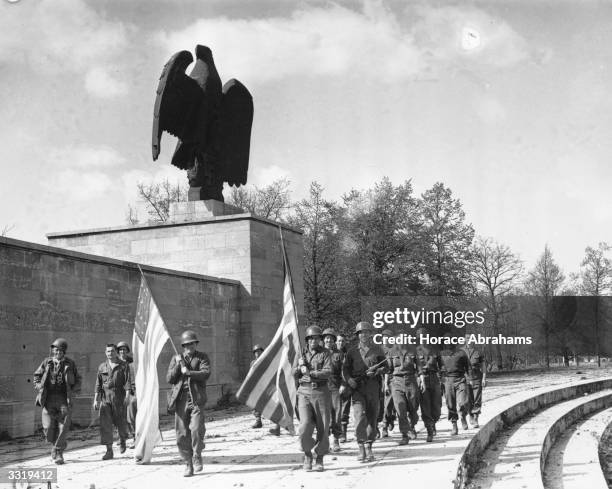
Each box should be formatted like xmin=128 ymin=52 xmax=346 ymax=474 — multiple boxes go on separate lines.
xmin=250 ymin=164 xmax=292 ymax=187
xmin=48 ymin=145 xmax=126 ymax=169
xmin=154 ymin=2 xmax=532 ymax=86
xmin=0 ymin=0 xmax=133 ymax=97
xmin=85 ymin=66 xmax=129 ymax=98
xmin=47 ymin=169 xmax=114 ymax=202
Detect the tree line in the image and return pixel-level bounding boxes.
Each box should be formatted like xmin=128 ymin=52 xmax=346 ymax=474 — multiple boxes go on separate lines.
xmin=127 ymin=178 xmax=612 ymax=371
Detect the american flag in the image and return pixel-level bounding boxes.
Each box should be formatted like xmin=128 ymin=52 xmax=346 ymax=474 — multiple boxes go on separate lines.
xmin=236 ymin=238 xmax=301 ymax=428
xmin=132 ymin=274 xmax=170 ymax=463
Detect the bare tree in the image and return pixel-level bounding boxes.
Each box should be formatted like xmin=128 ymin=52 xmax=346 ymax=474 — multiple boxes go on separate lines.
xmin=579 ymin=242 xmax=612 ymax=366
xmin=1 ymin=224 xmax=15 ymax=237
xmin=126 ymin=179 xmax=188 ymax=224
xmin=227 ymin=178 xmax=292 ymax=221
xmin=525 ymin=245 xmax=565 ymax=368
xmin=471 ymin=237 xmax=523 ymax=369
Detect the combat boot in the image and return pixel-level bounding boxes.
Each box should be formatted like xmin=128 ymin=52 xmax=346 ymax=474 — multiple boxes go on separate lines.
xmin=303 ymin=453 xmax=313 ymax=471
xmin=426 ymin=425 xmax=434 ymax=443
xmin=314 ymin=455 xmax=324 ymax=472
xmin=398 ymin=434 xmax=409 ymax=445
xmin=251 ymin=419 xmax=262 ymax=429
xmin=193 ymin=453 xmax=203 ymax=472
xmin=357 ymin=443 xmax=367 ymax=462
xmin=102 ymin=445 xmax=114 ymax=460
xmin=460 ymin=415 xmax=469 ymax=431
xmin=268 ymin=425 xmax=280 ymax=436
xmin=473 ymin=414 xmax=480 ymax=428
xmin=451 ymin=421 xmax=458 ymax=436
xmin=119 ymin=439 xmax=127 ymax=454
xmin=365 ymin=443 xmax=375 ymax=462
xmin=54 ymin=450 xmax=64 ymax=465
xmin=332 ymin=437 xmax=341 ymax=452
xmin=339 ymin=423 xmax=348 ymax=443
xmin=381 ymin=425 xmax=389 ymax=438
xmin=183 ymin=461 xmax=194 ymax=477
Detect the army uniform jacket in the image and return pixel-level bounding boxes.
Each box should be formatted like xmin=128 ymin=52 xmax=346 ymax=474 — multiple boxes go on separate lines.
xmin=326 ymin=346 xmax=345 ymax=390
xmin=95 ymin=359 xmax=131 ymax=404
xmin=416 ymin=345 xmax=443 ymax=376
xmin=440 ymin=348 xmax=470 ymax=379
xmin=463 ymin=347 xmax=485 ymax=380
xmin=294 ymin=345 xmax=331 ymax=388
xmin=33 ymin=356 xmax=82 ymax=407
xmin=342 ymin=343 xmax=387 ymax=388
xmin=387 ymin=346 xmax=418 ymax=378
xmin=167 ymin=350 xmax=211 ymax=411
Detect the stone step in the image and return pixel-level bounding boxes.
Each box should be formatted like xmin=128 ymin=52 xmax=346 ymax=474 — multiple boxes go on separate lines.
xmin=543 ymin=405 xmax=612 ymax=489
xmin=469 ymin=389 xmax=612 ymax=489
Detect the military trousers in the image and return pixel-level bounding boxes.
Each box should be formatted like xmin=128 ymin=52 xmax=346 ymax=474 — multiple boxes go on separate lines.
xmin=351 ymin=378 xmax=380 ymax=444
xmin=329 ymin=388 xmax=342 ymax=439
xmin=341 ymin=392 xmax=351 ymax=425
xmin=297 ymin=385 xmax=331 ymax=456
xmin=444 ymin=377 xmax=470 ymax=421
xmin=419 ymin=372 xmax=442 ymax=427
xmin=100 ymin=396 xmax=128 ymax=446
xmin=175 ymin=392 xmax=206 ymax=462
xmin=390 ymin=376 xmax=420 ymax=434
xmin=125 ymin=394 xmax=137 ymax=438
xmin=467 ymin=377 xmax=483 ymax=415
xmin=42 ymin=393 xmax=71 ymax=451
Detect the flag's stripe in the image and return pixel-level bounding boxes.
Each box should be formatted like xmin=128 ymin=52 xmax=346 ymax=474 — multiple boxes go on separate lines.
xmin=236 ymin=252 xmax=300 ymax=427
xmin=133 ymin=279 xmax=169 ymax=463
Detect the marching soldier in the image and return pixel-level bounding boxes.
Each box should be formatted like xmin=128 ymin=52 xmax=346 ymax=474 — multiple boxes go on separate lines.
xmin=294 ymin=325 xmax=331 ymax=472
xmin=416 ymin=328 xmax=443 ymax=442
xmin=440 ymin=334 xmax=470 ymax=435
xmin=322 ymin=328 xmax=344 ymax=452
xmin=342 ymin=321 xmax=387 ymax=462
xmin=379 ymin=329 xmax=396 ymax=438
xmin=250 ymin=344 xmax=265 ymax=429
xmin=387 ymin=333 xmax=419 ymax=445
xmin=166 ymin=330 xmax=211 ymax=477
xmin=117 ymin=341 xmax=137 ymax=448
xmin=463 ymin=333 xmax=487 ymax=428
xmin=33 ymin=338 xmax=82 ymax=464
xmin=93 ymin=344 xmax=131 ymax=460
xmin=336 ymin=333 xmax=351 ymax=443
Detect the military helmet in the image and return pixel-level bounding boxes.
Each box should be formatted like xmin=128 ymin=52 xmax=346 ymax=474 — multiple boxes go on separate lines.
xmin=116 ymin=341 xmax=130 ymax=352
xmin=322 ymin=328 xmax=337 ymax=340
xmin=50 ymin=338 xmax=68 ymax=351
xmin=381 ymin=329 xmax=393 ymax=336
xmin=305 ymin=325 xmax=323 ymax=339
xmin=355 ymin=321 xmax=373 ymax=334
xmin=252 ymin=344 xmax=264 ymax=353
xmin=180 ymin=330 xmax=199 ymax=346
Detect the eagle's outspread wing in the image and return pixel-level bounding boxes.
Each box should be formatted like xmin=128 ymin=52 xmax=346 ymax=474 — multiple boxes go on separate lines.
xmin=218 ymin=79 xmax=253 ymax=186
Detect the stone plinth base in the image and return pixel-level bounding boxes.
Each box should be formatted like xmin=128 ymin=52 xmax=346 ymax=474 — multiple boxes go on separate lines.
xmin=169 ymin=200 xmax=245 ymax=222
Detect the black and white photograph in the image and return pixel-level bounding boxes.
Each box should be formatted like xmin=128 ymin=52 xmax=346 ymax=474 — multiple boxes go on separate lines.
xmin=1 ymin=1 xmax=612 ymax=488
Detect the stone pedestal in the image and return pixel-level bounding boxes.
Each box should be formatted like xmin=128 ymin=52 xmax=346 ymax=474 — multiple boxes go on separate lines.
xmin=47 ymin=202 xmax=303 ymax=376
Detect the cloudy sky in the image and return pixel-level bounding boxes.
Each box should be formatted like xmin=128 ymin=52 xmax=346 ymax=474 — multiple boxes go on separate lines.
xmin=1 ymin=0 xmax=611 ymax=275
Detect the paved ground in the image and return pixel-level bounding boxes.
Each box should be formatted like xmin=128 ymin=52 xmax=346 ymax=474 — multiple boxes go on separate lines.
xmin=2 ymin=366 xmax=611 ymax=489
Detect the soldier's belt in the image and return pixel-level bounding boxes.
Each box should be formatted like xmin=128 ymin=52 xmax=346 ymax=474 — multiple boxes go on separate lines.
xmin=299 ymin=381 xmax=327 ymax=389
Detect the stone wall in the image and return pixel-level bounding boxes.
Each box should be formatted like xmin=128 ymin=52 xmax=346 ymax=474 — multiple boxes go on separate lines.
xmin=48 ymin=206 xmax=304 ymax=375
xmin=0 ymin=237 xmax=240 ymax=438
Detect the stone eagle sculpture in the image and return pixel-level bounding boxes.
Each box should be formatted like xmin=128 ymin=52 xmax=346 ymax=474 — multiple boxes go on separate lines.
xmin=152 ymin=45 xmax=253 ymax=201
